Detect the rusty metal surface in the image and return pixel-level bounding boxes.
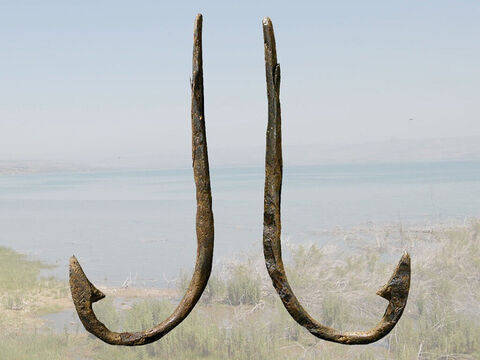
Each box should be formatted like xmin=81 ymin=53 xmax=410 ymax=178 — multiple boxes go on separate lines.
xmin=261 ymin=17 xmax=411 ymax=345
xmin=69 ymin=13 xmax=214 ymax=346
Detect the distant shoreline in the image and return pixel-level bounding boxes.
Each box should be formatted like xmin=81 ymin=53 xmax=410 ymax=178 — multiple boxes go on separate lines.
xmin=2 ymin=157 xmax=480 ymax=176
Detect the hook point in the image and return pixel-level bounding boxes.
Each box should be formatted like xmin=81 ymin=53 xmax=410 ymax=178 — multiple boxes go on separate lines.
xmin=70 ymin=256 xmax=105 ymax=303
xmin=376 ymin=252 xmax=411 ymax=301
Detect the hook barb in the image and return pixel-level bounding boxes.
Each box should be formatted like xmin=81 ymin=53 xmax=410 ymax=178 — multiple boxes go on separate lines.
xmin=69 ymin=13 xmax=214 ymax=346
xmin=262 ymin=17 xmax=411 ymax=345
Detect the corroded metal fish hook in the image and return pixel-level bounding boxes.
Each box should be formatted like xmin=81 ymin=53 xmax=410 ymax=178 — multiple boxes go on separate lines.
xmin=262 ymin=17 xmax=410 ymax=345
xmin=69 ymin=14 xmax=214 ymax=346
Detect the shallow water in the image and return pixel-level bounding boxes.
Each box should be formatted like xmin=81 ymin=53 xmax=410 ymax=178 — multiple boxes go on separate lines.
xmin=1 ymin=161 xmax=479 ymax=287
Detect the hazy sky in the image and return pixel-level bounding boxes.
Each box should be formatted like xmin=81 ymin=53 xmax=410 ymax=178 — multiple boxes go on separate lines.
xmin=1 ymin=1 xmax=479 ymax=164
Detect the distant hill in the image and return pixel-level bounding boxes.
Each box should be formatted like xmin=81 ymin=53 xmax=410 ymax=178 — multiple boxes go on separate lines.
xmin=2 ymin=136 xmax=480 ymax=173
xmin=0 ymin=160 xmax=89 ymax=175
xmin=209 ymin=136 xmax=480 ymax=167
xmin=284 ymin=136 xmax=480 ymax=166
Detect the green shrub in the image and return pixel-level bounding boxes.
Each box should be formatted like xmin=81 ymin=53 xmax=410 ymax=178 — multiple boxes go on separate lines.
xmin=226 ymin=265 xmax=261 ymax=305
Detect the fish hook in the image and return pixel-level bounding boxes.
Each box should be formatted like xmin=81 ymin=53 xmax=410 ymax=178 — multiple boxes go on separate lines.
xmin=69 ymin=14 xmax=214 ymax=346
xmin=262 ymin=17 xmax=410 ymax=345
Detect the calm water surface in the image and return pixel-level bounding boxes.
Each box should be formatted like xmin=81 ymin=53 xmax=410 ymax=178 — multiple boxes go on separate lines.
xmin=0 ymin=161 xmax=479 ymax=287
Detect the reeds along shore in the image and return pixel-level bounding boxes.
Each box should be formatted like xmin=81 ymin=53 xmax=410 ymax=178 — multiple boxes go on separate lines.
xmin=0 ymin=221 xmax=479 ymax=359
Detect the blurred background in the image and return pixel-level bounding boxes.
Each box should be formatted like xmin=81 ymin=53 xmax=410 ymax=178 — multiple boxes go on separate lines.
xmin=0 ymin=1 xmax=479 ymax=359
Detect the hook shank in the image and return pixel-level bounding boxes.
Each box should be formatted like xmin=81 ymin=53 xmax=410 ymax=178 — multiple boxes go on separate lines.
xmin=262 ymin=17 xmax=410 ymax=345
xmin=69 ymin=13 xmax=214 ymax=346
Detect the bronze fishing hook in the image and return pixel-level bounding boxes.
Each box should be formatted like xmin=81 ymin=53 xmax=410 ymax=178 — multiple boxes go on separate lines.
xmin=262 ymin=17 xmax=410 ymax=345
xmin=69 ymin=14 xmax=214 ymax=346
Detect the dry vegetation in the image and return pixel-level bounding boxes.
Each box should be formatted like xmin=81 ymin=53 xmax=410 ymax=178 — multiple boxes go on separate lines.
xmin=0 ymin=220 xmax=479 ymax=359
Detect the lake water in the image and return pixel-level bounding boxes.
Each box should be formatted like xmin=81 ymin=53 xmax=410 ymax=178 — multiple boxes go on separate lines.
xmin=1 ymin=161 xmax=479 ymax=287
